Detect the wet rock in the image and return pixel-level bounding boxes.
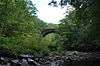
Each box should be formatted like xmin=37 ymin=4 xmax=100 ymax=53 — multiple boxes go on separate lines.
xmin=21 ymin=59 xmax=29 ymax=66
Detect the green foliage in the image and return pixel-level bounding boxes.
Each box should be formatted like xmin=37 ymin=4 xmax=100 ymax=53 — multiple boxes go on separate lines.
xmin=0 ymin=0 xmax=63 ymax=56
xmin=41 ymin=33 xmax=63 ymax=52
xmin=59 ymin=0 xmax=98 ymax=51
xmin=0 ymin=0 xmax=43 ymax=56
xmin=46 ymin=23 xmax=59 ymax=29
xmin=0 ymin=0 xmax=98 ymax=57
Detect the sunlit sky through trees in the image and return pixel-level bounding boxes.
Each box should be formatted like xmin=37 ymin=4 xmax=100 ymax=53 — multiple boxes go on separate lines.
xmin=32 ymin=0 xmax=74 ymax=24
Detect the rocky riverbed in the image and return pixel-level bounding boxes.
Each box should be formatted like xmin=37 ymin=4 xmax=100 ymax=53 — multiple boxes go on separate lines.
xmin=0 ymin=51 xmax=100 ymax=66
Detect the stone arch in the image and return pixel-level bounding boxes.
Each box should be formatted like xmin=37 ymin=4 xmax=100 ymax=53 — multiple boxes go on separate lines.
xmin=41 ymin=29 xmax=60 ymax=37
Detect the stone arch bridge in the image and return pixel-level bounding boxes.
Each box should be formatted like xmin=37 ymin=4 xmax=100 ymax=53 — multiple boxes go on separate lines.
xmin=41 ymin=29 xmax=60 ymax=37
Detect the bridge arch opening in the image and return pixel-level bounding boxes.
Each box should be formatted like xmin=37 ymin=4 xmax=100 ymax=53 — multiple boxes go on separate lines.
xmin=41 ymin=32 xmax=63 ymax=51
xmin=41 ymin=29 xmax=60 ymax=37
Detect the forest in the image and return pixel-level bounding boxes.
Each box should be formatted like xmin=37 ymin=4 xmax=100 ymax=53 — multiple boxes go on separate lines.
xmin=0 ymin=0 xmax=99 ymax=66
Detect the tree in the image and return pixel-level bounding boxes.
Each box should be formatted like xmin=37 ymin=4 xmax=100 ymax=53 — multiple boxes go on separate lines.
xmin=0 ymin=0 xmax=43 ymax=55
xmin=58 ymin=0 xmax=99 ymax=51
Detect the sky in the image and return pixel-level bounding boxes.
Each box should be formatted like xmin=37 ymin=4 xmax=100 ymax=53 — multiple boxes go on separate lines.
xmin=31 ymin=0 xmax=73 ymax=24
